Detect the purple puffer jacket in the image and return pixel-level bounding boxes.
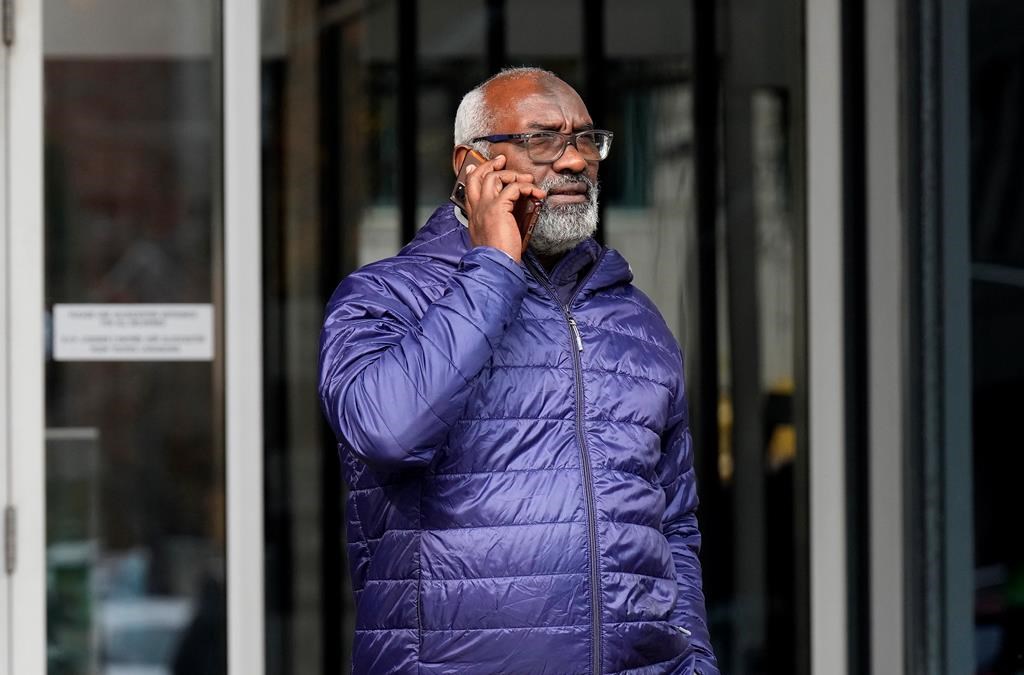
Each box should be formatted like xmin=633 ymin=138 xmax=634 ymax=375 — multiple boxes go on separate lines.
xmin=319 ymin=205 xmax=719 ymax=675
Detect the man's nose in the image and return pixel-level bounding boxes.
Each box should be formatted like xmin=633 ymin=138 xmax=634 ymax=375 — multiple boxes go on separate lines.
xmin=551 ymin=141 xmax=588 ymax=173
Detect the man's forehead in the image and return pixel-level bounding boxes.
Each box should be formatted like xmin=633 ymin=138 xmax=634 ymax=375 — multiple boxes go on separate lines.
xmin=485 ymin=79 xmax=592 ymax=130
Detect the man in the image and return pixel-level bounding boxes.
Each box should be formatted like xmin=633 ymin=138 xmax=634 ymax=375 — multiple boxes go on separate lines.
xmin=319 ymin=67 xmax=718 ymax=674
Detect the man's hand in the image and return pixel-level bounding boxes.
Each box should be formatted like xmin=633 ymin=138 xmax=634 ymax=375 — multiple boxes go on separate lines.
xmin=463 ymin=155 xmax=547 ymax=262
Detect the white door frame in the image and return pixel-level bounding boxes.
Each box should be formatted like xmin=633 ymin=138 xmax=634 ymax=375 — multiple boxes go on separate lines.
xmin=2 ymin=2 xmax=266 ymax=674
xmin=223 ymin=2 xmax=265 ymax=675
xmin=0 ymin=15 xmax=9 ymax=675
xmin=806 ymin=0 xmax=849 ymax=673
xmin=0 ymin=17 xmax=8 ymax=675
xmin=4 ymin=0 xmax=46 ymax=673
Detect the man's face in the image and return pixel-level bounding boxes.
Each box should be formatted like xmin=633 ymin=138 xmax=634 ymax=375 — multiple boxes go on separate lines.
xmin=483 ymin=78 xmax=601 ymax=255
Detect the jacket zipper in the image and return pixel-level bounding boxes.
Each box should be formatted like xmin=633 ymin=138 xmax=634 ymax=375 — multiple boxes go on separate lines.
xmin=525 ymin=253 xmax=606 ymax=674
xmin=567 ymin=316 xmax=584 ymax=352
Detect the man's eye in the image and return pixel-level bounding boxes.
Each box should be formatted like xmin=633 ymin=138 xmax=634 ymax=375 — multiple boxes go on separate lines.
xmin=528 ymin=134 xmax=561 ymax=149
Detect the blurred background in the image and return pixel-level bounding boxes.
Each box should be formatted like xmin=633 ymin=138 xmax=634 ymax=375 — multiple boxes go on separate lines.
xmin=0 ymin=0 xmax=1021 ymax=674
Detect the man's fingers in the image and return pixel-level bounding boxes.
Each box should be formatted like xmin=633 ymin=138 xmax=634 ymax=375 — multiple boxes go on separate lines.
xmin=481 ymin=170 xmax=535 ymax=197
xmin=498 ymin=182 xmax=547 ymax=205
xmin=524 ymin=184 xmax=546 ymax=200
xmin=463 ymin=154 xmax=545 ymax=229
xmin=464 ymin=155 xmax=506 ymax=206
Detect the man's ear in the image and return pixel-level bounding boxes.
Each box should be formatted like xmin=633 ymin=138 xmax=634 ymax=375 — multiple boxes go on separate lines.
xmin=452 ymin=145 xmax=471 ymax=176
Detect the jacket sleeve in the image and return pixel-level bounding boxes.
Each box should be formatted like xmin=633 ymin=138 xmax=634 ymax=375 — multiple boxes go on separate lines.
xmin=657 ymin=352 xmax=720 ymax=675
xmin=318 ymin=246 xmax=528 ymax=471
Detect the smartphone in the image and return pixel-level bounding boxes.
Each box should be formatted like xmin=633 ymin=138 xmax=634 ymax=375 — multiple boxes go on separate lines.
xmin=450 ymin=149 xmax=544 ymax=249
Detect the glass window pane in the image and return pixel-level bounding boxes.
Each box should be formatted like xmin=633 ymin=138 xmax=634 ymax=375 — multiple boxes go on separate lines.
xmin=415 ymin=1 xmax=488 ymax=215
xmin=970 ymin=2 xmax=1024 ymax=270
xmin=713 ymin=1 xmax=808 ymax=669
xmin=262 ymin=3 xmax=402 ymax=672
xmin=43 ymin=2 xmax=224 ymax=674
xmin=970 ymin=2 xmax=1024 ymax=671
xmin=507 ymin=0 xmax=583 ymax=61
xmin=602 ymin=2 xmax=809 ymax=672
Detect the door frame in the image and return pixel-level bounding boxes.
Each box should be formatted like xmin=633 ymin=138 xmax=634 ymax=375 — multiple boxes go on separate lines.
xmin=223 ymin=2 xmax=265 ymax=675
xmin=4 ymin=0 xmax=45 ymax=674
xmin=0 ymin=16 xmax=9 ymax=675
xmin=806 ymin=0 xmax=850 ymax=672
xmin=0 ymin=16 xmax=7 ymax=675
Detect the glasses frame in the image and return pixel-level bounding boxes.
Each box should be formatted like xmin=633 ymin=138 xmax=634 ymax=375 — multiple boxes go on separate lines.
xmin=471 ymin=129 xmax=614 ymax=164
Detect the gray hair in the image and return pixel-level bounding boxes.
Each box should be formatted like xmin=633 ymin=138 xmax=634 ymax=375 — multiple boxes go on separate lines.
xmin=453 ymin=66 xmax=560 ymax=155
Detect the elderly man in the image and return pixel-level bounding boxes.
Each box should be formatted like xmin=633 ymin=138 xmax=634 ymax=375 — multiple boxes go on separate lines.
xmin=319 ymin=67 xmax=718 ymax=674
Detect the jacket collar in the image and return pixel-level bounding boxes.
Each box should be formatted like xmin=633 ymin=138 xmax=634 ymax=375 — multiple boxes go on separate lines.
xmin=400 ymin=204 xmax=633 ymax=298
xmin=524 ymin=238 xmax=601 ymax=305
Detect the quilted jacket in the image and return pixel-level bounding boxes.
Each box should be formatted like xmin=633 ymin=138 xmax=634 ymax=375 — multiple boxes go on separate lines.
xmin=318 ymin=204 xmax=719 ymax=674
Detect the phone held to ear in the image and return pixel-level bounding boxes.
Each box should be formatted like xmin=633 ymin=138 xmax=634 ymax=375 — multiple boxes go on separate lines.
xmin=449 ymin=149 xmax=544 ymax=250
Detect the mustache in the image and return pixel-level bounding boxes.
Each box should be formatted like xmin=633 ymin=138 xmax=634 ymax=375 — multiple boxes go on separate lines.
xmin=539 ymin=174 xmax=596 ymax=195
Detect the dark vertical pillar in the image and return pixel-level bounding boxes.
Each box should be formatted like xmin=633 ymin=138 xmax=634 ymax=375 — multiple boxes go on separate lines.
xmin=691 ymin=3 xmax=725 ymax=663
xmin=397 ymin=0 xmax=418 ymax=244
xmin=486 ymin=0 xmax=507 ymax=75
xmin=903 ymin=2 xmax=937 ymax=666
xmin=319 ymin=34 xmax=341 ymax=297
xmin=840 ymin=0 xmax=870 ymax=673
xmin=317 ymin=20 xmax=344 ymax=675
xmin=582 ymin=0 xmax=607 ymax=244
xmin=905 ymin=0 xmax=974 ymax=672
xmin=790 ymin=18 xmax=812 ymax=675
xmin=937 ymin=0 xmax=974 ymax=671
xmin=692 ymin=0 xmax=719 ymax=500
xmin=262 ymin=56 xmax=296 ymax=675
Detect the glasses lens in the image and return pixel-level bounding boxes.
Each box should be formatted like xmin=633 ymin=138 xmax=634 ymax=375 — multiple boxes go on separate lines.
xmin=579 ymin=131 xmax=612 ymax=160
xmin=525 ymin=132 xmax=564 ymax=162
xmin=523 ymin=131 xmax=613 ymax=162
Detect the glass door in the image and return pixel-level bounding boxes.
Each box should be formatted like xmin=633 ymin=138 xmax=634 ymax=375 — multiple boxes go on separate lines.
xmin=41 ymin=2 xmax=228 ymax=674
xmin=0 ymin=2 xmax=264 ymax=674
xmin=5 ymin=2 xmax=264 ymax=674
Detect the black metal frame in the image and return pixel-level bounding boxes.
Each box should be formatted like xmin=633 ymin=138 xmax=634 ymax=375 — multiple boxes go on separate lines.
xmin=583 ymin=0 xmax=606 ymax=243
xmin=840 ymin=0 xmax=871 ymax=672
xmin=318 ymin=17 xmax=346 ymax=675
xmin=692 ymin=0 xmax=719 ymax=487
xmin=903 ymin=0 xmax=974 ymax=672
xmin=486 ymin=0 xmax=507 ymax=74
xmin=397 ymin=0 xmax=418 ymax=244
xmin=261 ymin=50 xmax=297 ymax=672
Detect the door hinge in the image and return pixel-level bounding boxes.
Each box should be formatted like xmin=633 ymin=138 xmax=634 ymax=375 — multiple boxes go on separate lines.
xmin=2 ymin=0 xmax=13 ymax=46
xmin=4 ymin=506 xmax=15 ymax=575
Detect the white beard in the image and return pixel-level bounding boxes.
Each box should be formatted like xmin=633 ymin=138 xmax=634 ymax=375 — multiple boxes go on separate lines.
xmin=528 ymin=175 xmax=599 ymax=255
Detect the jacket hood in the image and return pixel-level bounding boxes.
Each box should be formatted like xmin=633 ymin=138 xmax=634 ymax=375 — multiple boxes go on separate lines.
xmin=396 ymin=204 xmax=473 ymax=267
xmin=399 ymin=204 xmax=634 ymax=294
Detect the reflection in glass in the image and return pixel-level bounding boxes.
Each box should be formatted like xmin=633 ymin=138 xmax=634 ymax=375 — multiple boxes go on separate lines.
xmin=43 ymin=1 xmax=224 ymax=674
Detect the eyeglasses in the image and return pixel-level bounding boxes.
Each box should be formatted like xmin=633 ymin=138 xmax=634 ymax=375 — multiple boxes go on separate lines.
xmin=471 ymin=129 xmax=614 ymax=163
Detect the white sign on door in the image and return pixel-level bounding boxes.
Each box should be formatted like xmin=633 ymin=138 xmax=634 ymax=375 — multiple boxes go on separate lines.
xmin=53 ymin=304 xmax=215 ymax=361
